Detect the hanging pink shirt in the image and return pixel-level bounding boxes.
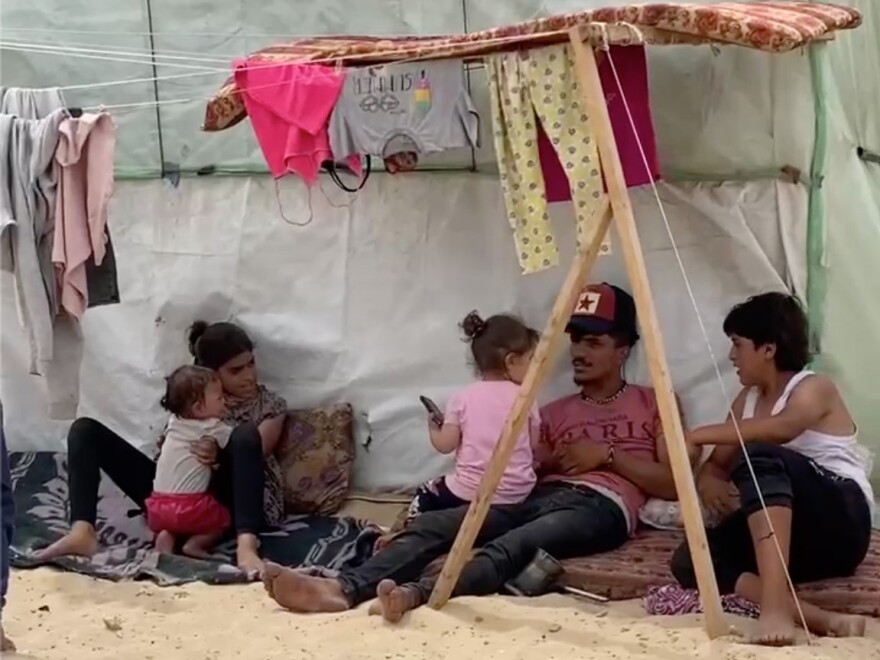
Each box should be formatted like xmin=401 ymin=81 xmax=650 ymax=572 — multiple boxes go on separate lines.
xmin=443 ymin=380 xmax=539 ymax=505
xmin=540 ymin=45 xmax=659 ymax=202
xmin=233 ymin=60 xmax=360 ymax=185
xmin=52 ymin=113 xmax=116 ymax=319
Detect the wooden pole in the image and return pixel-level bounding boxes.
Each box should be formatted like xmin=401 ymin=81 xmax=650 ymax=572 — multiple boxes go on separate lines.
xmin=427 ymin=203 xmax=612 ymax=609
xmin=567 ymin=29 xmax=727 ymax=639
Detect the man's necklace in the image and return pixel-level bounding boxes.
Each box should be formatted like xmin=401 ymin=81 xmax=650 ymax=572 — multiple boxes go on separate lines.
xmin=580 ymin=382 xmax=628 ymax=406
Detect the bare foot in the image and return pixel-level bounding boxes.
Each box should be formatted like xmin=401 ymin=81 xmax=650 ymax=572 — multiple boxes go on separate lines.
xmin=182 ymin=532 xmax=222 ymax=560
xmin=370 ymin=580 xmax=422 ymax=623
xmin=34 ymin=521 xmax=99 ymax=561
xmin=825 ymin=614 xmax=867 ymax=637
xmin=0 ymin=622 xmax=15 ymax=652
xmin=261 ymin=561 xmax=349 ymax=613
xmin=749 ymin=610 xmax=796 ymax=647
xmin=236 ymin=533 xmax=264 ymax=575
xmin=155 ymin=530 xmax=175 ymax=554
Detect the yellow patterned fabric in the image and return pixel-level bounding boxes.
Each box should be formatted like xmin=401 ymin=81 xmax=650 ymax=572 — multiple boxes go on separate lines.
xmin=487 ymin=44 xmax=607 ymax=274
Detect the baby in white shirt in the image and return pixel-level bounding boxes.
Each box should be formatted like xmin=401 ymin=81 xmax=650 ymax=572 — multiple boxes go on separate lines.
xmin=146 ymin=365 xmax=233 ymax=558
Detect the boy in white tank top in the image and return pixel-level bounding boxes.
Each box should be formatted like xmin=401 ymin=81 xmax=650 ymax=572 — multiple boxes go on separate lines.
xmin=670 ymin=292 xmax=873 ymax=647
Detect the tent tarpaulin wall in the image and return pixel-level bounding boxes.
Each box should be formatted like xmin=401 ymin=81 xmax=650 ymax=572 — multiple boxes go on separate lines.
xmin=0 ymin=0 xmax=875 ymax=495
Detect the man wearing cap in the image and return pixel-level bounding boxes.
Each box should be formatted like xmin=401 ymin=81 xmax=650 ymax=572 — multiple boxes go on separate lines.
xmin=262 ymin=283 xmax=685 ymax=620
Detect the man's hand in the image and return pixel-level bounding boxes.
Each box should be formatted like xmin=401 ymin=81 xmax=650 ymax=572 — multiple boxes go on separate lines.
xmin=696 ymin=470 xmax=739 ymax=518
xmin=190 ymin=436 xmax=219 ymax=466
xmin=553 ymin=441 xmax=610 ymax=476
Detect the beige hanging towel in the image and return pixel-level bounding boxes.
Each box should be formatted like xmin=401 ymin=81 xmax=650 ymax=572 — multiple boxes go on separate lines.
xmin=487 ymin=44 xmax=608 ymax=274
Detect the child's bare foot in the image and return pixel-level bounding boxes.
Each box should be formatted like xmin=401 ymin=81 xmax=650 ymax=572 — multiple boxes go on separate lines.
xmin=749 ymin=609 xmax=796 ymax=647
xmin=34 ymin=521 xmax=99 ymax=561
xmin=155 ymin=530 xmax=175 ymax=554
xmin=370 ymin=580 xmax=422 ymax=623
xmin=236 ymin=533 xmax=263 ymax=575
xmin=261 ymin=561 xmax=349 ymax=613
xmin=182 ymin=532 xmax=222 ymax=560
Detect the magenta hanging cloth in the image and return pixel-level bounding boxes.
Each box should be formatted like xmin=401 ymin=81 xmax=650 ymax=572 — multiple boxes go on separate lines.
xmin=539 ymin=45 xmax=659 ymax=203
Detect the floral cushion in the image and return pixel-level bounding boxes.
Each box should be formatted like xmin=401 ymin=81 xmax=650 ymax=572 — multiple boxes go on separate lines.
xmin=276 ymin=404 xmax=354 ymax=515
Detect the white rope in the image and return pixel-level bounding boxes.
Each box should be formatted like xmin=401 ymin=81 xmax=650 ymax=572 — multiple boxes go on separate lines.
xmin=0 ymin=36 xmax=241 ymax=61
xmin=603 ymin=48 xmax=812 ymax=641
xmin=0 ymin=39 xmax=231 ymax=64
xmin=0 ymin=26 xmax=339 ymax=39
xmin=0 ymin=43 xmax=223 ymax=71
xmin=57 ymin=70 xmax=223 ymax=92
xmin=4 ymin=31 xmax=542 ymax=112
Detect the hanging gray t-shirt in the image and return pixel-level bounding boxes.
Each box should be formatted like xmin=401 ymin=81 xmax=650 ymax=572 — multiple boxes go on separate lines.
xmin=329 ymin=60 xmax=479 ymax=160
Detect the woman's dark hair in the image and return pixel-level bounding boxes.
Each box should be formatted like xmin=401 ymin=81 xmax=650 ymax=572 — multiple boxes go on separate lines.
xmin=160 ymin=365 xmax=218 ymax=417
xmin=722 ymin=292 xmax=810 ymax=372
xmin=188 ymin=321 xmax=254 ymax=371
xmin=461 ymin=311 xmax=539 ymax=375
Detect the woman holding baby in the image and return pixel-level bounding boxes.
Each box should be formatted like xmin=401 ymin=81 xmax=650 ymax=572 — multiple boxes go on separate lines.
xmin=35 ymin=321 xmax=286 ymax=573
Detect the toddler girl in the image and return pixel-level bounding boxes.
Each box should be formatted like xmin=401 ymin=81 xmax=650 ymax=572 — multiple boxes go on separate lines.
xmin=407 ymin=311 xmax=541 ymax=522
xmin=146 ymin=365 xmax=232 ymax=558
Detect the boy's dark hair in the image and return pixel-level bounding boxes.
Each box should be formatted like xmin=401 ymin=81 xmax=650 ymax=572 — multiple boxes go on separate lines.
xmin=722 ymin=292 xmax=810 ymax=372
xmin=461 ymin=311 xmax=539 ymax=375
xmin=161 ymin=365 xmax=218 ymax=417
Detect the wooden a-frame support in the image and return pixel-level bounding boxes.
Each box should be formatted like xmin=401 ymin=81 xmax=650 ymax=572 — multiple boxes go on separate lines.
xmin=428 ymin=28 xmax=727 ymax=640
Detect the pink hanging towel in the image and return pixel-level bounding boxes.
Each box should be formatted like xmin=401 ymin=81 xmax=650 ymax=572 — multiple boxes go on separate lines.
xmin=233 ymin=60 xmax=361 ymax=185
xmin=52 ymin=113 xmax=116 ymax=320
xmin=540 ymin=45 xmax=659 ymax=202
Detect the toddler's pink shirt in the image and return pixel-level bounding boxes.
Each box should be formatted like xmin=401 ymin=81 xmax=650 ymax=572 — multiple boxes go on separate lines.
xmin=443 ymin=380 xmax=538 ymax=504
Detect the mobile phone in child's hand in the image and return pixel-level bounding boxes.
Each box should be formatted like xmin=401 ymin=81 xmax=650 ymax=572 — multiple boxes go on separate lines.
xmin=419 ymin=396 xmax=444 ymax=427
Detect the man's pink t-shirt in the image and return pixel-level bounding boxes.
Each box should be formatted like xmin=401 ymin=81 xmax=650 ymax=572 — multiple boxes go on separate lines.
xmin=537 ymin=385 xmax=661 ymax=533
xmin=233 ymin=60 xmax=360 ymax=185
xmin=443 ymin=381 xmax=539 ymax=505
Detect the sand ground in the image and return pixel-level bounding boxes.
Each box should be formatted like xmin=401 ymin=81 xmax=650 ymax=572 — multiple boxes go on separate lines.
xmin=3 ymin=568 xmax=879 ymax=660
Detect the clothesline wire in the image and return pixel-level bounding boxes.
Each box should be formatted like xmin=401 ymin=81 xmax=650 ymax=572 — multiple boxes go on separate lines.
xmin=604 ymin=47 xmax=811 ymax=641
xmin=1 ymin=29 xmax=557 ymax=105
xmin=0 ymin=43 xmax=224 ymax=72
xmin=0 ymin=39 xmax=233 ymax=64
xmin=1 ymin=25 xmax=438 ymax=39
xmin=0 ymin=36 xmax=245 ymax=61
xmin=0 ymin=2 xmax=557 ymax=40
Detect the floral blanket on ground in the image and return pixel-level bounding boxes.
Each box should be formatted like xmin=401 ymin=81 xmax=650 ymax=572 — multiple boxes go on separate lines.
xmin=9 ymin=452 xmax=380 ymax=586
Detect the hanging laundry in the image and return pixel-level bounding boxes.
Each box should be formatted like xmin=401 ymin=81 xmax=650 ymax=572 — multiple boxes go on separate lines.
xmin=540 ymin=45 xmax=659 ymax=203
xmin=329 ymin=60 xmax=479 ymax=168
xmin=0 ymin=108 xmax=84 ymax=418
xmin=52 ymin=113 xmax=116 ymax=320
xmin=486 ymin=44 xmax=607 ymax=274
xmin=85 ymin=228 xmax=120 ymax=309
xmin=0 ymin=87 xmax=65 ymax=122
xmin=0 ymin=87 xmax=67 ymax=317
xmin=233 ymin=60 xmax=361 ymax=185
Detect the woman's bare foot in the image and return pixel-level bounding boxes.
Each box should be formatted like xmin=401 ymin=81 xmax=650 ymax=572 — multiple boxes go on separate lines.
xmin=369 ymin=580 xmax=422 ymax=623
xmin=236 ymin=533 xmax=263 ymax=575
xmin=34 ymin=521 xmax=99 ymax=561
xmin=155 ymin=530 xmax=175 ymax=554
xmin=261 ymin=562 xmax=349 ymax=613
xmin=749 ymin=609 xmax=796 ymax=647
xmin=0 ymin=622 xmax=15 ymax=652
